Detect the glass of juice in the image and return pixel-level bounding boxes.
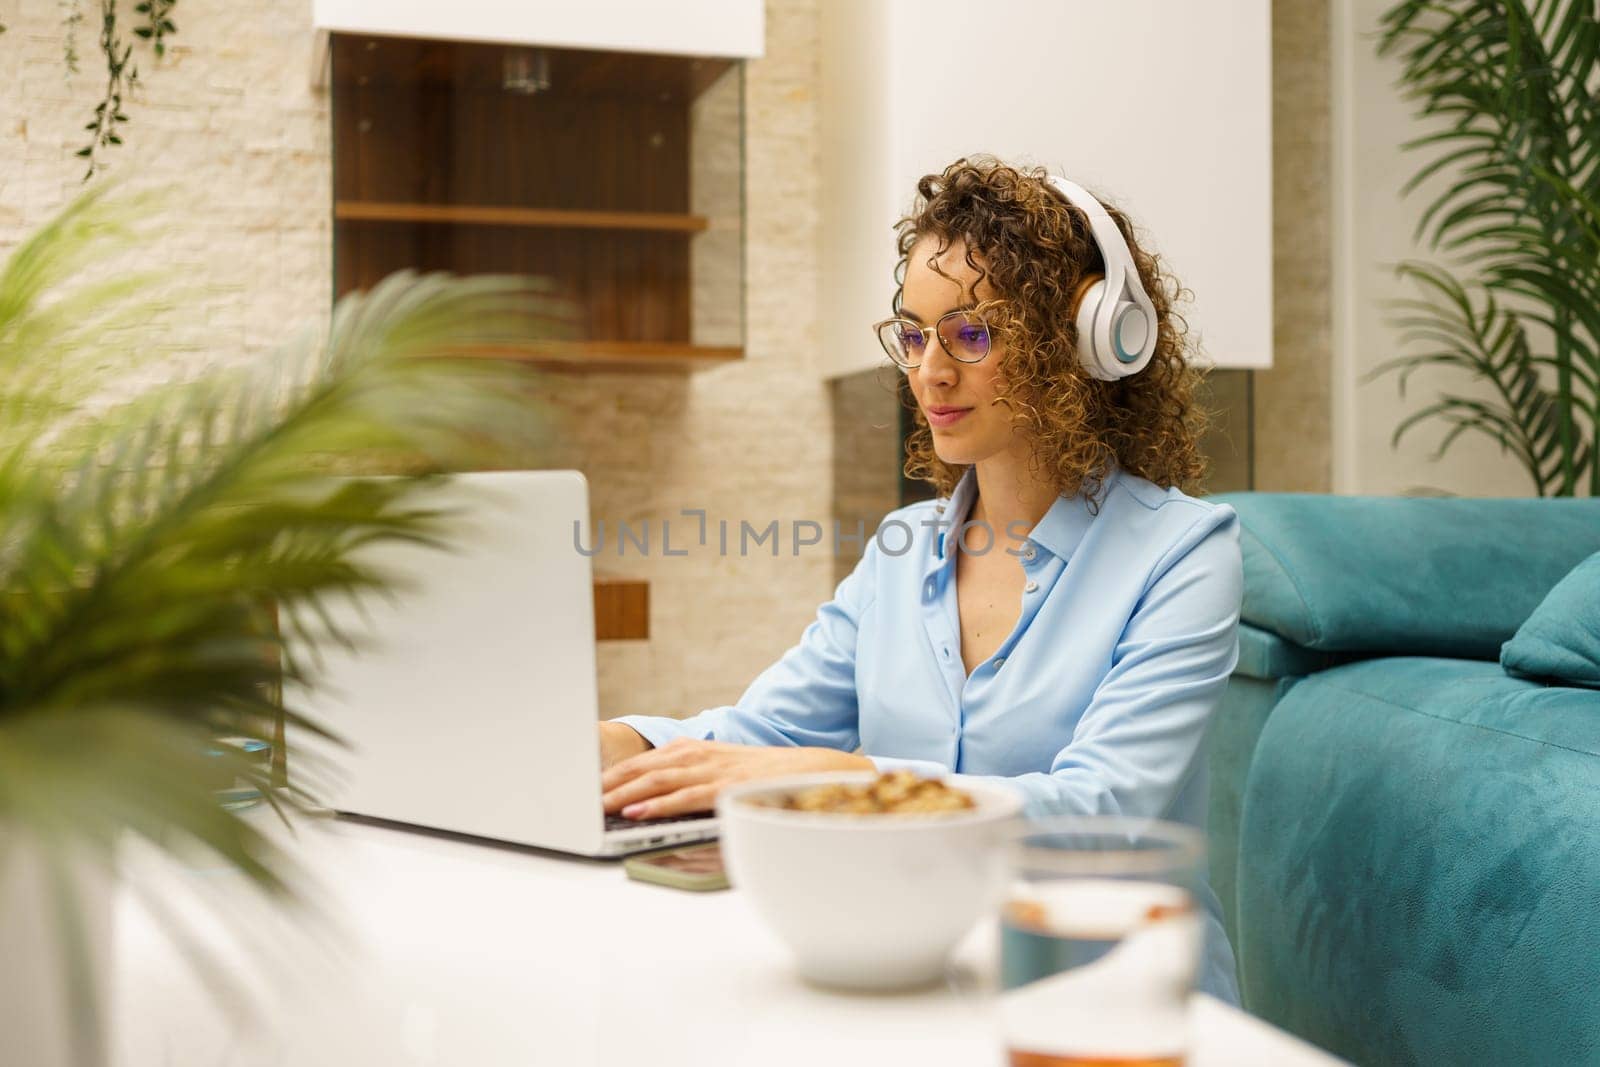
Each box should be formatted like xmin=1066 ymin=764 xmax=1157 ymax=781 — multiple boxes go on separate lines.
xmin=997 ymin=817 xmax=1205 ymax=1067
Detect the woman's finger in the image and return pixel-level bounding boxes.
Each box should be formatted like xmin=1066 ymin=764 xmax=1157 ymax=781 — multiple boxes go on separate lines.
xmin=602 ymin=766 xmax=701 ymax=814
xmin=601 ymin=740 xmax=703 ymax=792
xmin=624 ymin=782 xmax=719 ymax=820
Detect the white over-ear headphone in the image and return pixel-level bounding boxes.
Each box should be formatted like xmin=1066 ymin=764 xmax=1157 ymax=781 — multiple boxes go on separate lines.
xmin=1044 ymin=176 xmax=1159 ymax=381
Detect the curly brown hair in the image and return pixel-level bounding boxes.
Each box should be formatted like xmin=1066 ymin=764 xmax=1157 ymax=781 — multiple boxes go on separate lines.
xmin=894 ymin=156 xmax=1211 ymax=505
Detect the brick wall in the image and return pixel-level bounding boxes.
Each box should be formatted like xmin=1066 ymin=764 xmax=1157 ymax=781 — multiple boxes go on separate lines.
xmin=0 ymin=0 xmax=331 ymax=374
xmin=0 ymin=0 xmax=852 ymax=721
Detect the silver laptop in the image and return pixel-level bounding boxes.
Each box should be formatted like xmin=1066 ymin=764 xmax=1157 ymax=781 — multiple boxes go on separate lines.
xmin=294 ymin=469 xmax=717 ymax=857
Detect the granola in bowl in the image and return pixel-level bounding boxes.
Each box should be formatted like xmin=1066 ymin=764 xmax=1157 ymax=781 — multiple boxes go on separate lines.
xmin=758 ymin=770 xmax=976 ymax=815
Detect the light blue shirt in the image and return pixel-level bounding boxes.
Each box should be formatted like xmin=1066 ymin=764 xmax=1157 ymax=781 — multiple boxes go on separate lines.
xmin=616 ymin=465 xmax=1243 ymax=1001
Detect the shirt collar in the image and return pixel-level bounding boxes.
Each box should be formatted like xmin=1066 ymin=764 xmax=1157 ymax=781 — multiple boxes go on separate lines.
xmin=925 ymin=468 xmax=977 ymax=576
xmin=928 ymin=465 xmax=1116 ymax=572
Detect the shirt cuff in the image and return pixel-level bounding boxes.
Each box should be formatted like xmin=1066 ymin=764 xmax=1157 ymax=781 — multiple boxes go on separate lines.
xmin=609 ymin=713 xmax=717 ymax=750
xmin=867 ymin=754 xmax=952 ymax=779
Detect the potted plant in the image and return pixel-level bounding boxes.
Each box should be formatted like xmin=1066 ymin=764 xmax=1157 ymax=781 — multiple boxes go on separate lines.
xmin=0 ymin=186 xmax=567 ymax=1065
xmin=1371 ymin=0 xmax=1598 ymax=496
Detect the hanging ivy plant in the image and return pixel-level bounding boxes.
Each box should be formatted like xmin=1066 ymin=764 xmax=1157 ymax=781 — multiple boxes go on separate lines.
xmin=1 ymin=0 xmax=180 ymax=180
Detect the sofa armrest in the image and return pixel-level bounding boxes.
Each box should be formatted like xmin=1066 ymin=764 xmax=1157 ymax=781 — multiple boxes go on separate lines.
xmin=1212 ymin=493 xmax=1600 ymax=660
xmin=1235 ymin=624 xmax=1357 ymax=680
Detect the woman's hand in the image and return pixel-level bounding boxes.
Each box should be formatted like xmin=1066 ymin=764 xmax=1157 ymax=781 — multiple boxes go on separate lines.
xmin=601 ymin=739 xmax=873 ymax=819
xmin=599 ymin=721 xmax=652 ymax=770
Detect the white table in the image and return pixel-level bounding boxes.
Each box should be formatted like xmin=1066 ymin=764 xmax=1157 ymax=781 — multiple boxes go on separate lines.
xmin=112 ymin=811 xmax=1347 ymax=1066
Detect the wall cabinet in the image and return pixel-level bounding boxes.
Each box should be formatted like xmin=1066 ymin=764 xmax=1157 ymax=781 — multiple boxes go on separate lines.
xmin=329 ymin=32 xmax=747 ymax=370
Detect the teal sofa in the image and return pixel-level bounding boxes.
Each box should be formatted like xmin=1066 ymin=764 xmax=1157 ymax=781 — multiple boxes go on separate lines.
xmin=1206 ymin=493 xmax=1600 ymax=1066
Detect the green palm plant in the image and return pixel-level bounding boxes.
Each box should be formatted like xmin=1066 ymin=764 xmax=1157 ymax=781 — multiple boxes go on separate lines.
xmin=0 ymin=185 xmax=569 ymax=1063
xmin=1370 ymin=0 xmax=1600 ymax=495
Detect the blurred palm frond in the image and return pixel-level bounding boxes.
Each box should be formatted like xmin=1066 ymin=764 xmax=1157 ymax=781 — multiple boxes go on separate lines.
xmin=0 ymin=186 xmax=571 ymax=1061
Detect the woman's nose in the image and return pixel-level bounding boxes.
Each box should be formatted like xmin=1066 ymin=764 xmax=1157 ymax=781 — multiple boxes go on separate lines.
xmin=916 ymin=336 xmax=959 ymax=385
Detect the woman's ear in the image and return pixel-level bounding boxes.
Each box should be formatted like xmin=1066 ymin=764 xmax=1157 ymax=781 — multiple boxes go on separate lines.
xmin=1070 ymin=272 xmax=1104 ymax=316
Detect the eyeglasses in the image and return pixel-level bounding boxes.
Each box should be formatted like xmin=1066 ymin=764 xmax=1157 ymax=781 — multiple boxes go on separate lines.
xmin=871 ymin=310 xmax=993 ymax=369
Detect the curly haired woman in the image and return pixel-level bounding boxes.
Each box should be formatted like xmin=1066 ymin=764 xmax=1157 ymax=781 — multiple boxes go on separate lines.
xmin=598 ymin=157 xmax=1242 ymax=1000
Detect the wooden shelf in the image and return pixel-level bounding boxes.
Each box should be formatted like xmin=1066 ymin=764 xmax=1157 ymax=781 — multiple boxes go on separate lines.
xmin=336 ymin=201 xmax=709 ymax=234
xmin=593 ymin=575 xmax=648 ymax=641
xmin=466 ymin=341 xmax=742 ymax=372
xmin=331 ymin=35 xmax=745 ymax=375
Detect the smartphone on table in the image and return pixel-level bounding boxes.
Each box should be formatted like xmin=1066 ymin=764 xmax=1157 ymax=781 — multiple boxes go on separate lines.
xmin=622 ymin=841 xmax=729 ymax=892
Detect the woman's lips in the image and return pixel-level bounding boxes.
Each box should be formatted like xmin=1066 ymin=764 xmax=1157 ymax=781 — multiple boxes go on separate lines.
xmin=926 ymin=406 xmax=972 ymax=429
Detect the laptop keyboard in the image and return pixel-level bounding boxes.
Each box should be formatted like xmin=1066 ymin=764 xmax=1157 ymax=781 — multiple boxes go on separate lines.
xmin=605 ymin=811 xmax=714 ymax=832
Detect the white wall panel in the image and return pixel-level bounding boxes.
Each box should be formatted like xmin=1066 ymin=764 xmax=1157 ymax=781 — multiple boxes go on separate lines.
xmin=820 ymin=0 xmax=1273 ymax=378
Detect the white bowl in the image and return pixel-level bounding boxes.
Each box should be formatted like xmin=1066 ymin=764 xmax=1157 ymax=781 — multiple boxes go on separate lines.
xmin=716 ymin=771 xmax=1024 ymax=991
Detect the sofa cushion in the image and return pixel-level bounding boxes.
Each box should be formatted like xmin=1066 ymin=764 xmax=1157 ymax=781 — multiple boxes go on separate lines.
xmin=1501 ymin=551 xmax=1600 ymax=688
xmin=1214 ymin=493 xmax=1600 ymax=659
xmin=1236 ymin=657 xmax=1600 ymax=1065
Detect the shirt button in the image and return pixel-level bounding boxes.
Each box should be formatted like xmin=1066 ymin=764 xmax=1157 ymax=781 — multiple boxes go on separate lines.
xmin=993 ymin=657 xmax=1005 ymax=670
xmin=1021 ymin=544 xmax=1037 ymax=561
xmin=924 ymin=579 xmax=936 ymax=600
xmin=942 ymin=646 xmax=950 ymax=659
xmin=1024 ymin=580 xmax=1039 ymax=594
